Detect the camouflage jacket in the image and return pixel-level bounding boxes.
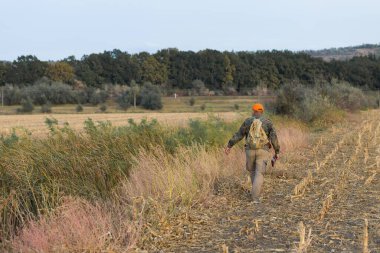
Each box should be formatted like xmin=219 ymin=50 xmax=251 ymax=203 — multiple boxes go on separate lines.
xmin=227 ymin=116 xmax=280 ymax=154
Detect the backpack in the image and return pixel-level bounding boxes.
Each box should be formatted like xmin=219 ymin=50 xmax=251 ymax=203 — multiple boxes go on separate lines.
xmin=246 ymin=119 xmax=269 ymax=149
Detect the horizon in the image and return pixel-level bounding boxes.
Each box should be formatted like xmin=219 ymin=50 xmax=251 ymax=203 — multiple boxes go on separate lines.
xmin=1 ymin=0 xmax=380 ymax=61
xmin=1 ymin=42 xmax=379 ymax=62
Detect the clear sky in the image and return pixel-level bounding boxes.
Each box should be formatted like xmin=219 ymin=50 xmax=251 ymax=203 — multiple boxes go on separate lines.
xmin=1 ymin=0 xmax=379 ymax=61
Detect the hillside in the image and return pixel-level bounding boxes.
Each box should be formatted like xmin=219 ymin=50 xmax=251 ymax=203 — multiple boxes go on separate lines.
xmin=304 ymin=44 xmax=380 ymax=61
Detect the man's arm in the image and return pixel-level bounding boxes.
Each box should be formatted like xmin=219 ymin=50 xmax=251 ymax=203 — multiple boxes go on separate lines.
xmin=227 ymin=120 xmax=248 ymax=148
xmin=268 ymin=121 xmax=280 ymax=154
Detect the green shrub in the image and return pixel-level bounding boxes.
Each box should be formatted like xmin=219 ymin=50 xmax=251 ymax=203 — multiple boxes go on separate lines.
xmin=234 ymin=103 xmax=239 ymax=110
xmin=189 ymin=97 xmax=195 ymax=106
xmin=24 ymin=80 xmax=77 ymax=105
xmin=99 ymin=104 xmax=107 ymax=112
xmin=3 ymin=85 xmax=22 ymax=105
xmin=17 ymin=98 xmax=34 ymax=113
xmin=140 ymin=82 xmax=162 ymax=110
xmin=275 ymin=83 xmax=331 ymax=123
xmin=76 ymin=104 xmax=83 ymax=112
xmin=200 ymin=103 xmax=206 ymax=111
xmin=41 ymin=102 xmax=52 ymax=113
xmin=321 ymin=82 xmax=368 ymax=111
xmin=116 ymin=91 xmax=132 ymax=110
xmin=89 ymin=90 xmax=108 ymax=105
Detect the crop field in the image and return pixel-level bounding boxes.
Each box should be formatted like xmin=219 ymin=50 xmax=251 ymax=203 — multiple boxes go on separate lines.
xmin=1 ymin=109 xmax=379 ymax=252
xmin=143 ymin=110 xmax=380 ymax=252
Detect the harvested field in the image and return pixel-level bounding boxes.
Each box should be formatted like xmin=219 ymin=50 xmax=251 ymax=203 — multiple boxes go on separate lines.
xmin=140 ymin=110 xmax=380 ymax=252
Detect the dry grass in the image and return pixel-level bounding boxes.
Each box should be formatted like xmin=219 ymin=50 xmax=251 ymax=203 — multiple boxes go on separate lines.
xmin=0 ymin=112 xmax=242 ymax=137
xmin=277 ymin=126 xmax=308 ymax=153
xmin=115 ymin=146 xmax=246 ymax=246
xmin=11 ymin=197 xmax=138 ymax=253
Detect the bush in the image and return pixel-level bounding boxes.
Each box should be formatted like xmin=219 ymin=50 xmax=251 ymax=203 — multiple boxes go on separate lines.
xmin=191 ymin=79 xmax=209 ymax=96
xmin=321 ymin=82 xmax=368 ymax=111
xmin=41 ymin=102 xmax=52 ymax=113
xmin=189 ymin=97 xmax=195 ymax=106
xmin=140 ymin=82 xmax=162 ymax=110
xmin=3 ymin=85 xmax=22 ymax=105
xmin=234 ymin=104 xmax=239 ymax=110
xmin=89 ymin=90 xmax=108 ymax=106
xmin=116 ymin=91 xmax=132 ymax=110
xmin=76 ymin=104 xmax=83 ymax=112
xmin=99 ymin=104 xmax=107 ymax=112
xmin=200 ymin=103 xmax=206 ymax=111
xmin=23 ymin=80 xmax=77 ymax=105
xmin=17 ymin=98 xmax=34 ymax=113
xmin=74 ymin=90 xmax=89 ymax=104
xmin=275 ymin=83 xmax=331 ymax=123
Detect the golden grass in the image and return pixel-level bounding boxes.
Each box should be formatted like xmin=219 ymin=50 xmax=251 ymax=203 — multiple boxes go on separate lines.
xmin=0 ymin=112 xmax=243 ymax=137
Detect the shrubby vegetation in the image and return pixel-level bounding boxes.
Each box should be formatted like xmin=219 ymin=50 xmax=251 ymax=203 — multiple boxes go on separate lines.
xmin=275 ymin=81 xmax=372 ymax=123
xmin=115 ymin=82 xmax=162 ymax=110
xmin=40 ymin=102 xmax=52 ymax=113
xmin=139 ymin=82 xmax=162 ymax=110
xmin=17 ymin=98 xmax=34 ymax=113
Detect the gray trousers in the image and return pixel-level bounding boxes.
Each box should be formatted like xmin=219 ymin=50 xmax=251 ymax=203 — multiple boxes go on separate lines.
xmin=245 ymin=149 xmax=270 ymax=199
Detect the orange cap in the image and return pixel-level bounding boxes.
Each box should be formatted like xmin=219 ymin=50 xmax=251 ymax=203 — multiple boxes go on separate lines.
xmin=252 ymin=103 xmax=264 ymax=112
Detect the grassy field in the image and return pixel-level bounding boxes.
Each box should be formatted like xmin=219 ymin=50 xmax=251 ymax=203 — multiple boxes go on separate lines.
xmin=0 ymin=112 xmax=243 ymax=137
xmin=0 ymin=96 xmax=274 ymax=136
xmin=0 ymin=95 xmax=274 ymax=114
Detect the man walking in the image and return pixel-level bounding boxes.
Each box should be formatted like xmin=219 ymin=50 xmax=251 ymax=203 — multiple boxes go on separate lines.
xmin=224 ymin=103 xmax=280 ymax=202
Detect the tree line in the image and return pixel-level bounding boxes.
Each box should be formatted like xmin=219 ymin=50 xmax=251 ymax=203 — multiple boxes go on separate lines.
xmin=1 ymin=49 xmax=379 ymax=92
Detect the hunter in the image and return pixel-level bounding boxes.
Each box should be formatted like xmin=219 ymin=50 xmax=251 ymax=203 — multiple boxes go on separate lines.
xmin=224 ymin=103 xmax=280 ymax=202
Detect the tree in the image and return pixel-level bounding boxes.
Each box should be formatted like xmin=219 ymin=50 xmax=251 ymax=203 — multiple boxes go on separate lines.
xmin=17 ymin=98 xmax=34 ymax=113
xmin=10 ymin=55 xmax=48 ymax=84
xmin=223 ymin=55 xmax=235 ymax=85
xmin=46 ymin=62 xmax=75 ymax=83
xmin=130 ymin=80 xmax=140 ymax=109
xmin=191 ymin=79 xmax=208 ymax=95
xmin=141 ymin=56 xmax=168 ymax=85
xmin=117 ymin=91 xmax=132 ymax=110
xmin=140 ymin=82 xmax=162 ymax=110
xmin=0 ymin=62 xmax=10 ymax=85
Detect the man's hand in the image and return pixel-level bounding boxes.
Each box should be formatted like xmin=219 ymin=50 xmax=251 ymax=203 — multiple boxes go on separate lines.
xmin=224 ymin=146 xmax=231 ymax=155
xmin=271 ymin=153 xmax=279 ymax=167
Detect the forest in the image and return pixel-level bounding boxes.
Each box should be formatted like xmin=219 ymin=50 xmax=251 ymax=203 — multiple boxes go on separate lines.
xmin=1 ymin=49 xmax=380 ymax=94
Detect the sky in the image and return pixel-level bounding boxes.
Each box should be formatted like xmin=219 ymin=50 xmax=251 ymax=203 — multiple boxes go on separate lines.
xmin=1 ymin=0 xmax=379 ymax=61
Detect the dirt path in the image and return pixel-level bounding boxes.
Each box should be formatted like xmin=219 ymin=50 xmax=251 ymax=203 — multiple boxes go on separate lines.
xmin=145 ymin=111 xmax=380 ymax=252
